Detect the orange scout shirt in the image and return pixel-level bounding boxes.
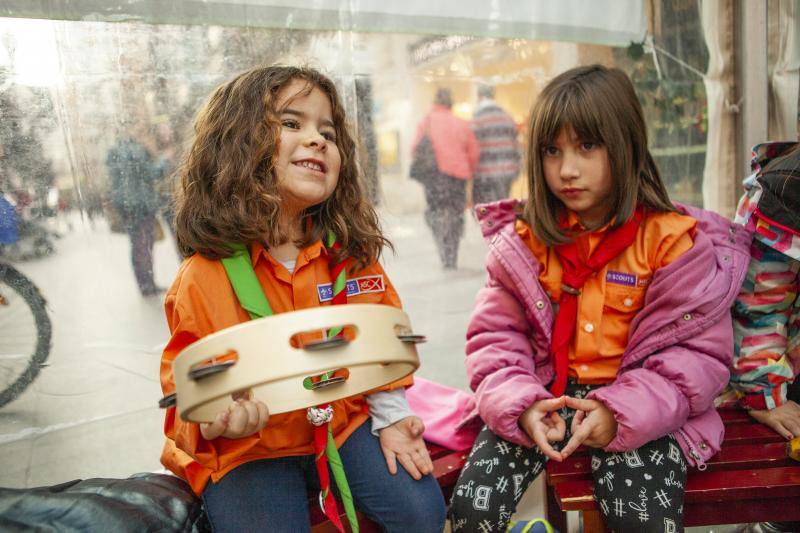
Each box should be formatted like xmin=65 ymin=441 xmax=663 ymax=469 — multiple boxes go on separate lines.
xmin=517 ymin=209 xmax=697 ymax=383
xmin=159 ymin=239 xmax=411 ymax=495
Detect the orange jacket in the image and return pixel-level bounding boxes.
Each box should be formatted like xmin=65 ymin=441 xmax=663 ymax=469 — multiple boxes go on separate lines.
xmin=160 ymin=240 xmax=411 ymax=495
xmin=517 ymin=210 xmax=696 ymax=383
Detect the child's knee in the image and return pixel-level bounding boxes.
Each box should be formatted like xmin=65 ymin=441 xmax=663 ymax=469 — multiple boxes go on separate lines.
xmin=393 ymin=476 xmax=446 ymax=531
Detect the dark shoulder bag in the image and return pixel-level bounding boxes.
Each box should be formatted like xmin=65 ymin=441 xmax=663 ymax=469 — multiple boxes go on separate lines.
xmin=409 ymin=116 xmax=439 ymax=186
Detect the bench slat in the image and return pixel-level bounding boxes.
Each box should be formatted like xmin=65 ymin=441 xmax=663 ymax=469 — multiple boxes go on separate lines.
xmin=683 ymin=497 xmax=800 ymax=526
xmin=718 ymin=409 xmax=751 ymax=424
xmin=722 ymin=423 xmax=785 ymax=445
xmin=547 ymin=442 xmax=794 ymax=484
xmin=555 ymin=466 xmax=800 ymax=511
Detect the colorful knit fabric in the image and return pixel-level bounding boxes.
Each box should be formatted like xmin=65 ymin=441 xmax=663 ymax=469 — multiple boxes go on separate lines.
xmin=730 ymin=239 xmax=799 ymax=409
xmin=726 ymin=141 xmax=800 ymax=410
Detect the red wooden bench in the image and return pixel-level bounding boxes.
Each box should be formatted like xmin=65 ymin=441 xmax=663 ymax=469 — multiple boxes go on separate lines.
xmin=546 ymin=409 xmax=800 ymax=532
xmin=310 ymin=442 xmax=469 ymax=532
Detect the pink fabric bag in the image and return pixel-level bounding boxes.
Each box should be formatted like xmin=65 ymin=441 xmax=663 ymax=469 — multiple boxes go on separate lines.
xmin=406 ymin=377 xmax=479 ymax=451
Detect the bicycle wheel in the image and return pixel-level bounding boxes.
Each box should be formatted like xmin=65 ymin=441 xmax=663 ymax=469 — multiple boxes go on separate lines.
xmin=0 ymin=262 xmax=51 ymax=408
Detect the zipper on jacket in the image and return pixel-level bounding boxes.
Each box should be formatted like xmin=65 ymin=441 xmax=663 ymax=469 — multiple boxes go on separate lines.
xmin=675 ymin=429 xmax=707 ymax=471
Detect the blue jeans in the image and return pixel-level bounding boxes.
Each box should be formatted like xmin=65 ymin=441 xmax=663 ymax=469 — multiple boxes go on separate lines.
xmin=202 ymin=422 xmax=446 ymax=532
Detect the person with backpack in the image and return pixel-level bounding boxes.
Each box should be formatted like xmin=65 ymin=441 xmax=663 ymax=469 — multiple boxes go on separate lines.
xmin=410 ymin=88 xmax=479 ymax=270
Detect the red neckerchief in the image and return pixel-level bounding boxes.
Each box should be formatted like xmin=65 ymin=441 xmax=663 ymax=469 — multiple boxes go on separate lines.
xmin=549 ymin=206 xmax=644 ymax=396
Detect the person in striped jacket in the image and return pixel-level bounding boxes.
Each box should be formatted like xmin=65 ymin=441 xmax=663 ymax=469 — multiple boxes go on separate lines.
xmin=471 ymin=84 xmax=521 ymax=204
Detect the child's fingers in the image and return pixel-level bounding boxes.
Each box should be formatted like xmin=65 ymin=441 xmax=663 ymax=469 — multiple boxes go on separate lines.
xmin=532 ymin=428 xmax=562 ymax=462
xmin=407 ymin=416 xmax=425 ymax=438
xmin=225 ymin=403 xmax=248 ymax=436
xmin=419 ymin=447 xmax=434 ymax=475
xmin=560 ymin=424 xmax=590 ymax=459
xmin=784 ymin=418 xmax=800 ymax=439
xmin=564 ymin=396 xmax=596 ymax=411
xmin=199 ymin=411 xmax=228 ymax=440
xmin=242 ymin=400 xmax=261 ymax=432
xmin=545 ymin=413 xmax=566 ymax=442
xmin=397 ymin=453 xmax=423 ymax=480
xmin=750 ymin=410 xmax=794 ymax=439
xmin=231 ymin=389 xmax=252 ymax=402
xmin=255 ymin=401 xmax=269 ymax=429
xmin=412 ymin=448 xmax=433 ymax=477
xmin=571 ymin=409 xmax=586 ymax=434
xmin=772 ymin=420 xmax=795 ymax=440
xmin=537 ymin=396 xmax=567 ymax=412
xmin=381 ymin=444 xmax=398 ymax=475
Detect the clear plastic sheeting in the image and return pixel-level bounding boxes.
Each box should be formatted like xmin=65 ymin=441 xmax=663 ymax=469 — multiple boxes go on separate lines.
xmin=1 ymin=0 xmax=646 ymax=45
xmin=0 ymin=0 xmax=714 ymax=497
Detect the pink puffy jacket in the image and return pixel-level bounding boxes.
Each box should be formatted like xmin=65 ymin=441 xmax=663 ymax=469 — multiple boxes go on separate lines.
xmin=460 ymin=199 xmax=752 ymax=469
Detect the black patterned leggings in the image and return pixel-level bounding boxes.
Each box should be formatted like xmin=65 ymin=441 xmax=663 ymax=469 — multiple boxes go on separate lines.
xmin=449 ymin=384 xmax=688 ymax=533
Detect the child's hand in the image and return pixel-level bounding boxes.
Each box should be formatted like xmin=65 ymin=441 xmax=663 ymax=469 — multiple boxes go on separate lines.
xmin=519 ymin=397 xmax=567 ymax=461
xmin=560 ymin=397 xmax=617 ymax=459
xmin=378 ymin=416 xmax=433 ymax=480
xmin=199 ymin=399 xmax=269 ymax=440
xmin=748 ymin=400 xmax=800 ymax=439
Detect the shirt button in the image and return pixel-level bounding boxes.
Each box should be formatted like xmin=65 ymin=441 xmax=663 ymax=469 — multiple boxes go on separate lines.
xmin=584 ymin=323 xmax=594 ymax=333
xmin=479 ymin=207 xmax=488 ymax=215
xmin=535 ymin=300 xmax=545 ymax=309
xmin=623 ymin=298 xmax=633 ymax=307
xmin=486 ymin=220 xmax=494 ymax=227
xmin=683 ymin=313 xmax=692 ymax=321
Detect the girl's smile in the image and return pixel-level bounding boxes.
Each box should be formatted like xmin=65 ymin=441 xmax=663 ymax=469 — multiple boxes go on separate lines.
xmin=292 ymin=158 xmax=327 ymax=175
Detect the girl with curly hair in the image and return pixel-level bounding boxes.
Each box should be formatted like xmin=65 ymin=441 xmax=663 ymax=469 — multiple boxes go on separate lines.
xmin=159 ymin=65 xmax=445 ymax=532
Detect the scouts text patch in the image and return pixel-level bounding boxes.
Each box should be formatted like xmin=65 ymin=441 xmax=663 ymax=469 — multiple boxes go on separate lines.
xmin=606 ymin=270 xmax=637 ymax=287
xmin=317 ymin=275 xmax=385 ymax=302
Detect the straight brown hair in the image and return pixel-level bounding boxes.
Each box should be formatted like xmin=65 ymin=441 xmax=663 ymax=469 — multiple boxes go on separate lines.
xmin=174 ymin=65 xmax=390 ymax=268
xmin=524 ymin=64 xmax=675 ymax=245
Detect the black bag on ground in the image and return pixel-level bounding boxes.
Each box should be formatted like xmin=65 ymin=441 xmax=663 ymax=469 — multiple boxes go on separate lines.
xmin=0 ymin=473 xmax=209 ymax=532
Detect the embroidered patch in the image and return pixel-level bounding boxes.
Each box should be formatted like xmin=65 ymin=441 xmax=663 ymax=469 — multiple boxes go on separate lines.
xmin=606 ymin=270 xmax=637 ymax=287
xmin=317 ymin=275 xmax=385 ymax=302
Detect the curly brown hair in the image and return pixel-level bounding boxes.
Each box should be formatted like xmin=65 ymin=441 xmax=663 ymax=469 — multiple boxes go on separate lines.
xmin=525 ymin=64 xmax=675 ymax=245
xmin=174 ymin=65 xmax=390 ymax=268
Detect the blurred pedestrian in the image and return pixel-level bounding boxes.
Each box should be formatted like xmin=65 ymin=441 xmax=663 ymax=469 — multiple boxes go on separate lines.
xmin=106 ymin=118 xmax=164 ymax=296
xmin=410 ymin=88 xmax=478 ymax=270
xmin=471 ymin=84 xmax=521 ymax=204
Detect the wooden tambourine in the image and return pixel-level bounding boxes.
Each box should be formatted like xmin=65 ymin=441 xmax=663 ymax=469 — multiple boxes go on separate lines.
xmin=160 ymin=304 xmax=424 ymax=423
